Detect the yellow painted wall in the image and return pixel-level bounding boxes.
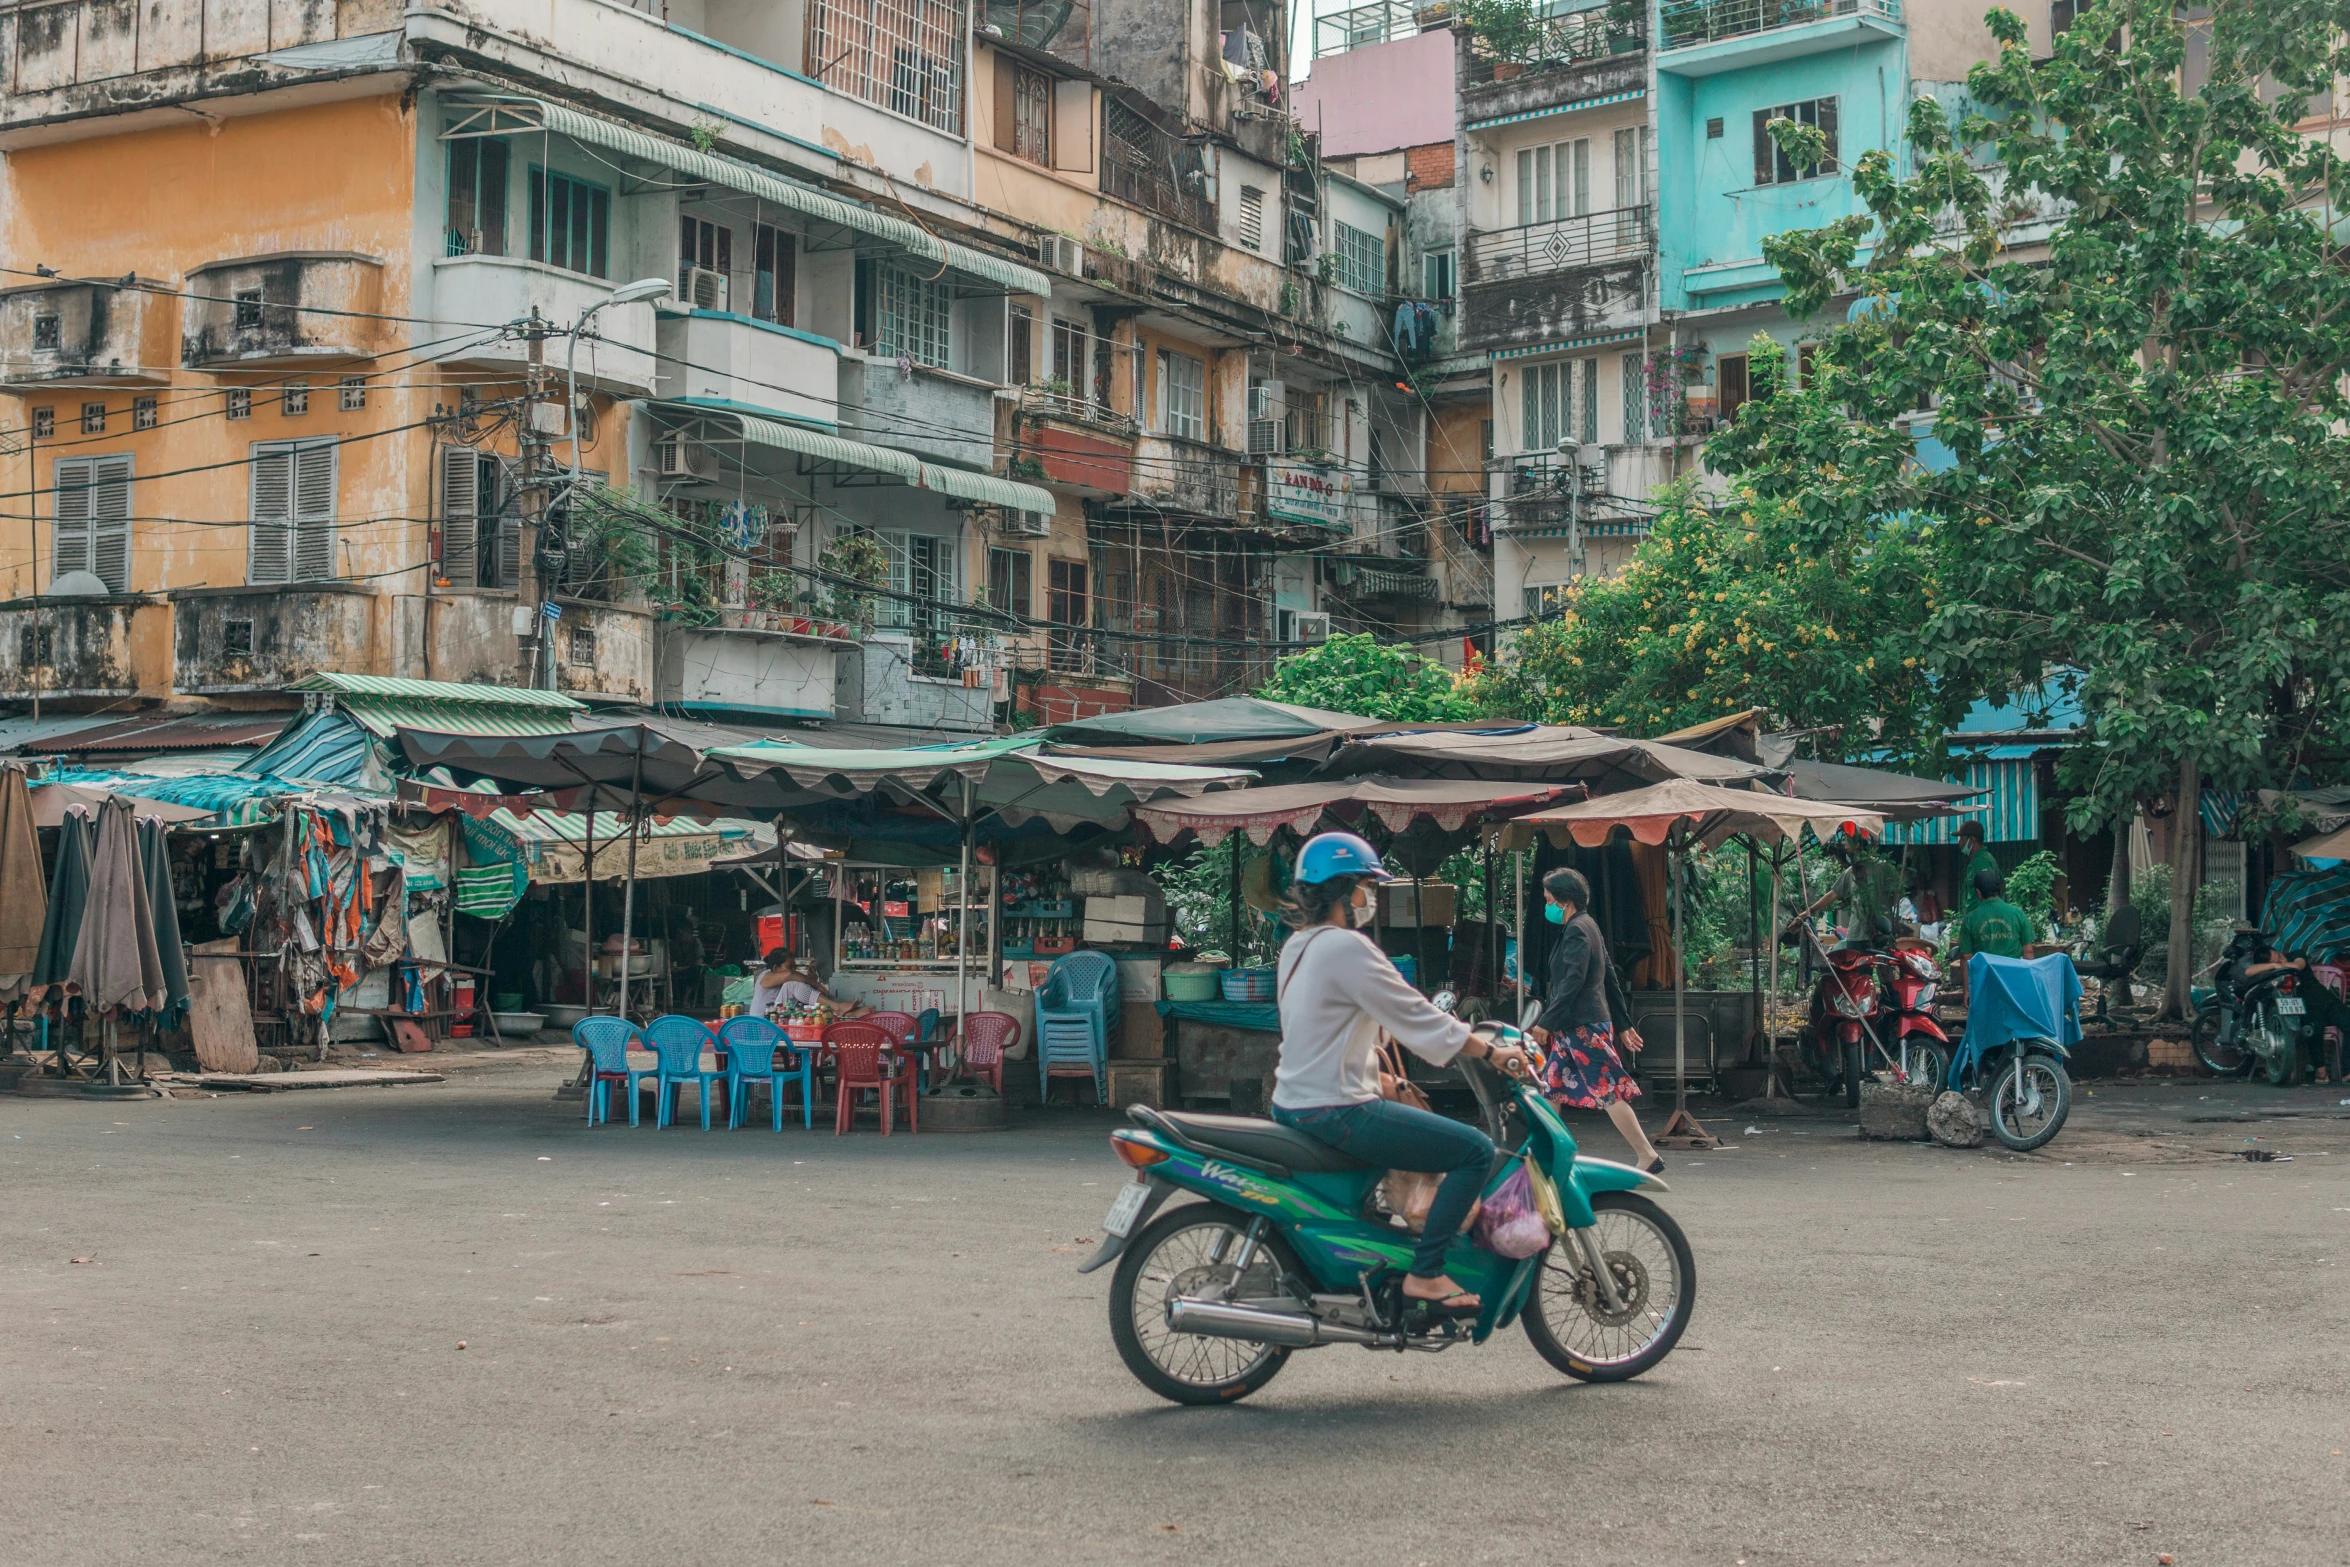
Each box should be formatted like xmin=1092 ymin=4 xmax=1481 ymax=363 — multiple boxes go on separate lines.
xmin=1429 ymin=400 xmax=1491 ymax=496
xmin=0 ymin=93 xmax=425 ymax=600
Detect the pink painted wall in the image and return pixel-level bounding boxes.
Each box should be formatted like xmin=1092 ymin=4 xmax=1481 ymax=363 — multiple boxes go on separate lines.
xmin=1290 ymin=28 xmax=1457 ymax=159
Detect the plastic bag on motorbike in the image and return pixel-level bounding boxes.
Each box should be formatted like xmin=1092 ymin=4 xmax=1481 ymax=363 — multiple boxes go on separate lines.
xmin=1473 ymin=1162 xmax=1553 ymax=1259
xmin=1523 ymin=1154 xmax=1566 ymax=1237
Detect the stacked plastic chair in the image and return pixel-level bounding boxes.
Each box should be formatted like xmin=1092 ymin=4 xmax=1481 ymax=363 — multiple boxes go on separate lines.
xmin=573 ymin=1017 xmax=650 ymax=1127
xmin=718 ymin=1015 xmax=813 ymax=1131
xmin=1035 ymin=950 xmax=1117 ymax=1104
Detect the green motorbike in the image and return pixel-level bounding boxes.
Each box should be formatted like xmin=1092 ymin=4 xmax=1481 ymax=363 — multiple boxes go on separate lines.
xmin=1079 ymin=1020 xmax=1695 ymax=1405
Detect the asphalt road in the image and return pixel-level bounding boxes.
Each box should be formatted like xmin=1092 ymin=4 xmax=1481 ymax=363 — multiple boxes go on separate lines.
xmin=4 ymin=1065 xmax=2348 ymax=1567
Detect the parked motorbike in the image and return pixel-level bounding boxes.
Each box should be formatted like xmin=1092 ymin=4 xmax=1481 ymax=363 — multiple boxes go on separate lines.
xmin=2190 ymin=931 xmax=2345 ymax=1085
xmin=1955 ymin=952 xmax=2077 ymax=1152
xmin=1788 ymin=930 xmax=1945 ymax=1107
xmin=1881 ymin=942 xmax=1952 ymax=1096
xmin=1080 ymin=1019 xmax=1694 ymax=1406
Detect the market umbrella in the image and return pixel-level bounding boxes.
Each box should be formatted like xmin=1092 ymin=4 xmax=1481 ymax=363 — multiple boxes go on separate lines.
xmin=28 ymin=805 xmax=94 ymax=1016
xmin=2288 ymin=823 xmax=2350 ymax=862
xmin=139 ymin=814 xmax=192 ymax=1032
xmin=1515 ymin=782 xmax=1889 ymax=1147
xmin=71 ymin=797 xmax=166 ymax=1018
xmin=0 ymin=764 xmax=47 ymax=1005
xmin=1045 ymin=696 xmax=1391 ymax=747
xmin=1322 ymin=726 xmax=1773 ymax=791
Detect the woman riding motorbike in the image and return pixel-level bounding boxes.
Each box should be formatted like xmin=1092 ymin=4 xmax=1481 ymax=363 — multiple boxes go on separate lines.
xmin=1270 ymin=832 xmax=1531 ymax=1313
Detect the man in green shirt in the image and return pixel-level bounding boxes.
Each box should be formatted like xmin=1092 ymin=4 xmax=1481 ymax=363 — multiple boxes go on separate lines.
xmin=1957 ymin=820 xmax=2001 ymax=919
xmin=1958 ymin=867 xmax=2031 ymax=959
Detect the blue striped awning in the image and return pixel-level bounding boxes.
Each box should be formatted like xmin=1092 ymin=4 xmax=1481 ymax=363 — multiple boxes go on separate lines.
xmin=1467 ymin=86 xmax=1646 ymax=133
xmin=243 ymin=710 xmax=375 ymax=787
xmin=1491 ymin=329 xmax=1647 ymax=362
xmin=1882 ymin=756 xmax=2040 ymax=846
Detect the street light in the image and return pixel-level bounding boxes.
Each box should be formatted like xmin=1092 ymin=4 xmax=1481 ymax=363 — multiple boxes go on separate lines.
xmin=547 ymin=277 xmax=671 ymax=687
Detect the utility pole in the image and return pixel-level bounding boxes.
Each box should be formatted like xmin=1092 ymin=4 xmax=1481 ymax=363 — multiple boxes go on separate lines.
xmin=1558 ymin=435 xmax=1585 ymax=580
xmin=520 ymin=305 xmax=556 ymax=690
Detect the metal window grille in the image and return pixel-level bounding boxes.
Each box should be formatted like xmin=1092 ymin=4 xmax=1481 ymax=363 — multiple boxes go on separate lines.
xmin=876 ymin=265 xmax=954 ymax=369
xmin=809 ymin=0 xmax=966 ymax=135
xmin=1332 ymin=222 xmax=1385 ymax=296
xmin=1103 ymin=101 xmax=1213 ymax=230
xmin=32 ymin=315 xmax=59 ymax=350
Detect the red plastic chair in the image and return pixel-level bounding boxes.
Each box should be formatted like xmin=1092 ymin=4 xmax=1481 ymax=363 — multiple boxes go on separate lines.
xmin=863 ymin=1010 xmax=928 ymax=1114
xmin=864 ymin=1010 xmax=917 ymax=1045
xmin=958 ymin=1010 xmax=1019 ymax=1098
xmin=826 ymin=1020 xmax=911 ymax=1135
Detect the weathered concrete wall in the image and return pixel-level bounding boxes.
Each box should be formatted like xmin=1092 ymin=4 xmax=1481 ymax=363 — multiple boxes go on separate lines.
xmin=0 ymin=595 xmax=168 ymax=699
xmin=170 ymin=582 xmax=380 ymax=694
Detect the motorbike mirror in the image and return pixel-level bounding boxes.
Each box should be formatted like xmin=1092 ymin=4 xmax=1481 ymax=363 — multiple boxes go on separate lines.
xmin=1431 ymin=989 xmax=1458 ymax=1015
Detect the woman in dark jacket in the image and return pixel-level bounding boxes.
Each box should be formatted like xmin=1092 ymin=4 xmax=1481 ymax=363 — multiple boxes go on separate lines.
xmin=1530 ymin=867 xmax=1662 ymax=1173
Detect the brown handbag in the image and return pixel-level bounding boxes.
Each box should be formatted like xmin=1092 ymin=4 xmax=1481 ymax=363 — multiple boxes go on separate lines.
xmin=1376 ymin=1034 xmax=1432 ymax=1111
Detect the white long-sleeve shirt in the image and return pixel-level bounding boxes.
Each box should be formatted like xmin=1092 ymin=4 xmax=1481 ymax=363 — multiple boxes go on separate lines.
xmin=1272 ymin=925 xmax=1472 ymax=1110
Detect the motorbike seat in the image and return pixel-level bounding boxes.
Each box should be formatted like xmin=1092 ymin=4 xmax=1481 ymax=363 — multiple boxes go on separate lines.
xmin=1148 ymin=1109 xmax=1374 ymax=1173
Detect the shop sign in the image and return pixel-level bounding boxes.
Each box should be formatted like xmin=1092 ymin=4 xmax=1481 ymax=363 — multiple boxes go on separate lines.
xmin=1265 ymin=460 xmax=1360 ymax=534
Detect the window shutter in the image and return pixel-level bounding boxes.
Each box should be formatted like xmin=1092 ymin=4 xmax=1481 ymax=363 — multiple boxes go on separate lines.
xmin=494 ymin=458 xmax=521 ymax=588
xmin=293 ymin=441 xmax=338 ymax=581
xmin=52 ymin=456 xmax=93 ymax=582
xmin=440 ymin=444 xmax=480 ymax=585
xmin=248 ymin=445 xmax=293 ymax=585
xmin=1754 ymin=111 xmax=1775 ymax=186
xmin=1516 ymin=149 xmax=1533 ymax=226
xmin=993 ymin=56 xmax=1018 ymax=153
xmin=90 ymin=455 xmax=132 ymax=592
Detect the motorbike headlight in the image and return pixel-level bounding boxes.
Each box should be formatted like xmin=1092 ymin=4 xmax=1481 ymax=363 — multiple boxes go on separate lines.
xmin=1916 ymin=984 xmax=1937 ymax=1007
xmin=1832 ymin=993 xmax=1870 ymax=1018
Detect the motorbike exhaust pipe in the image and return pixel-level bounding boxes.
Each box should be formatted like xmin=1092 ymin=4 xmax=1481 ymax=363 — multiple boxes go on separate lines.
xmin=1165 ymin=1298 xmax=1383 ymax=1348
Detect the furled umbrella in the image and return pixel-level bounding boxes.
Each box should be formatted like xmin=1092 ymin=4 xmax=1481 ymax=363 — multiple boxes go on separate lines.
xmin=0 ymin=763 xmax=48 ymax=1009
xmin=138 ymin=814 xmax=192 ymax=1032
xmin=27 ymin=806 xmax=96 ymax=1074
xmin=69 ymin=798 xmax=167 ymax=1084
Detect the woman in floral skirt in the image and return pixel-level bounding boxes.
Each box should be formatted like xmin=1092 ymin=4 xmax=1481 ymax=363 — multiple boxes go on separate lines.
xmin=1528 ymin=867 xmax=1662 ymax=1173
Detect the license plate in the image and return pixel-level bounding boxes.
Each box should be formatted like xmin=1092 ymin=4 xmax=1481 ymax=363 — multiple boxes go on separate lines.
xmin=1103 ymin=1181 xmax=1149 ymax=1237
xmin=2277 ymin=996 xmax=2307 ymax=1015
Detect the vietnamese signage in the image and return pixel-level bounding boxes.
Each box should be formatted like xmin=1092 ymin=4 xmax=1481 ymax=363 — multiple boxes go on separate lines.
xmin=1265 ymin=460 xmax=1361 ymax=533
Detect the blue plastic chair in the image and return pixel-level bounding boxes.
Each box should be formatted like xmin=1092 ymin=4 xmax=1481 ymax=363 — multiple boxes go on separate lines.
xmin=1036 ymin=951 xmax=1118 ymax=1102
xmin=914 ymin=1006 xmax=943 ymax=1093
xmin=719 ymin=1015 xmax=811 ymax=1131
xmin=574 ymin=1017 xmax=651 ymax=1127
xmin=645 ymin=1014 xmax=724 ymax=1130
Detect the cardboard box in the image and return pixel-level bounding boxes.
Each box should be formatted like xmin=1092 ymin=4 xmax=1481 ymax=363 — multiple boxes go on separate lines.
xmin=1088 ymin=893 xmax=1162 ymax=924
xmin=1119 ymin=1001 xmax=1165 ymax=1059
xmin=1084 ymin=919 xmax=1167 ymax=945
xmin=1106 ymin=1058 xmax=1176 ymax=1110
xmin=1381 ymin=882 xmax=1458 ymax=928
xmin=1116 ymin=958 xmax=1164 ymax=1001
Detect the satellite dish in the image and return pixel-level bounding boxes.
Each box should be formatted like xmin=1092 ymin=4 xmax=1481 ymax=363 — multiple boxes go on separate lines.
xmin=43 ymin=570 xmax=109 ymax=597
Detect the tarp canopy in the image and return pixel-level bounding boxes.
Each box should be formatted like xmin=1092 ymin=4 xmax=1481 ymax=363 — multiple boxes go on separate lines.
xmin=396 ymin=723 xmax=720 ymax=804
xmin=28 ymin=781 xmax=215 ymax=829
xmin=1132 ymin=777 xmax=1578 ymax=848
xmin=707 ymin=739 xmax=1254 ymax=832
xmin=1513 ymin=778 xmax=1886 ymax=851
xmin=2261 ymin=865 xmax=2350 ymax=961
xmin=1326 ymin=726 xmax=1773 ymax=792
xmin=1046 ymin=697 xmax=1392 ymax=748
xmin=475 ymin=807 xmax=769 ymax=885
xmin=1786 ymin=759 xmax=1987 ymax=823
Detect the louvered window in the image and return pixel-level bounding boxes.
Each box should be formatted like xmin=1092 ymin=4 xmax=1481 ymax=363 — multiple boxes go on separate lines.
xmin=248 ymin=439 xmax=338 ymax=585
xmin=439 ymin=446 xmax=515 ymax=590
xmin=53 ymin=454 xmax=132 ymax=593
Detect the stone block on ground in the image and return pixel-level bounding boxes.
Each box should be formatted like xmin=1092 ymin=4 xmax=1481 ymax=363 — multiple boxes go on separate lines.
xmin=1858 ymin=1080 xmax=1935 ymax=1140
xmin=1928 ymin=1090 xmax=1986 ymax=1148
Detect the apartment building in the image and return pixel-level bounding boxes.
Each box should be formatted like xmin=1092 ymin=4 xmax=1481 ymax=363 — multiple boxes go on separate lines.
xmin=1294 ymin=3 xmax=1495 ymax=648
xmin=0 ymin=0 xmax=1413 ymax=732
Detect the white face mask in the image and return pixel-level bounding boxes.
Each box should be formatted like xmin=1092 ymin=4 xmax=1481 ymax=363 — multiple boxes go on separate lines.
xmin=1349 ymin=886 xmax=1377 ymax=928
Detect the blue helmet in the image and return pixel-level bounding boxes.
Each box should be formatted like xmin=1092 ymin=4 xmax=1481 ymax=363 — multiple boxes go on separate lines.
xmin=1295 ymin=831 xmax=1394 ymax=885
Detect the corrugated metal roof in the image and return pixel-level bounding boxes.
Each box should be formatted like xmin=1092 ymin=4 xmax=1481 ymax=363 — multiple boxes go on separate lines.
xmin=336 ymin=695 xmax=583 ymax=741
xmin=0 ymin=713 xmax=129 ymax=753
xmin=44 ymin=714 xmax=291 ymax=753
xmin=243 ymin=709 xmax=374 ymax=785
xmin=918 ymin=463 xmax=1055 ymax=515
xmin=287 ymin=673 xmax=585 ymax=710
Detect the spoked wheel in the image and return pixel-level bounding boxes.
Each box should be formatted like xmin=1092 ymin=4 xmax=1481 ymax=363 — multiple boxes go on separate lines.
xmin=1108 ymin=1202 xmax=1303 ymax=1406
xmin=1897 ymin=1036 xmax=1949 ymax=1096
xmin=1841 ymin=1039 xmax=1865 ymax=1108
xmin=1989 ymin=1052 xmax=2071 ymax=1152
xmin=2192 ymin=1009 xmax=2250 ymax=1077
xmin=2253 ymin=1004 xmax=2304 ymax=1086
xmin=1523 ymin=1191 xmax=1695 ymax=1382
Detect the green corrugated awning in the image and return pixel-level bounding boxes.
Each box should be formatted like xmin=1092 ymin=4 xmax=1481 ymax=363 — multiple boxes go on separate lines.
xmin=734 ymin=412 xmax=923 ymax=482
xmin=337 ymin=697 xmax=585 ymax=741
xmin=289 ymin=673 xmax=585 ymax=708
xmin=919 ymin=463 xmax=1055 ymax=515
xmin=465 ymin=98 xmax=1051 ymax=297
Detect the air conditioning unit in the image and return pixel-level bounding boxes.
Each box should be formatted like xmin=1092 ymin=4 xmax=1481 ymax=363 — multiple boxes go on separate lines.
xmin=1037 ymin=234 xmax=1085 ymax=278
xmin=656 ymin=435 xmax=715 ymax=480
xmin=1295 ymin=612 xmax=1331 ymax=646
xmin=679 ymin=265 xmax=729 ymax=311
xmin=998 ymin=508 xmax=1051 ymax=538
xmin=1247 ymin=418 xmax=1284 ymax=455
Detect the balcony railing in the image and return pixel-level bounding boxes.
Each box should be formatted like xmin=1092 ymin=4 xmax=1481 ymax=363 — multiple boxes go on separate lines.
xmin=1474 ymin=6 xmax=1647 ymax=65
xmin=1660 ymin=0 xmax=1900 ymax=50
xmin=1020 ymin=386 xmax=1139 ymax=439
xmin=1464 ymin=205 xmax=1653 ymax=285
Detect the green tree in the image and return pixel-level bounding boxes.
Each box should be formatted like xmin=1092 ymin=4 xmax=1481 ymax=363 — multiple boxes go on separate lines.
xmin=1256 ymin=632 xmax=1475 ymax=722
xmin=1467 ymin=444 xmax=1955 ymax=765
xmin=1745 ymin=0 xmax=2350 ymax=1016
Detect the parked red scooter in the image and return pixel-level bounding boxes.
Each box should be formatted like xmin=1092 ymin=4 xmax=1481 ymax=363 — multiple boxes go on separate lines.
xmin=1881 ymin=940 xmax=1952 ymax=1094
xmin=1789 ymin=928 xmax=1948 ymax=1107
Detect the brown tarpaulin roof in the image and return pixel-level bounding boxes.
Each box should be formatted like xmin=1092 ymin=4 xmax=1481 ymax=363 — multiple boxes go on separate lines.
xmin=1133 ymin=776 xmax=1580 ymax=847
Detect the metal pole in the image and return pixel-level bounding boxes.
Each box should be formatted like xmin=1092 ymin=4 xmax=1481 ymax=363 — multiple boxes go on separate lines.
xmin=554 ymin=305 xmax=597 ymax=692
xmin=581 ymin=801 xmax=596 ymax=1015
xmin=956 ymin=774 xmax=975 ymax=1040
xmin=1513 ymin=845 xmax=1527 ymax=1024
xmin=1766 ymin=847 xmax=1784 ymax=1097
xmin=616 ymin=754 xmax=644 ymax=1021
xmin=1673 ymin=835 xmax=1686 ymax=1117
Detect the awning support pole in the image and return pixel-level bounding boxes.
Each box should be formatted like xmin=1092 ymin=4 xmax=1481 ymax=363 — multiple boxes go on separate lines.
xmin=1513 ymin=844 xmax=1526 ymax=1025
xmin=1765 ymin=846 xmax=1785 ymax=1098
xmin=1654 ymin=827 xmax=1718 ymax=1150
xmin=615 ymin=754 xmax=644 ymax=1022
xmin=581 ymin=803 xmax=596 ymax=1016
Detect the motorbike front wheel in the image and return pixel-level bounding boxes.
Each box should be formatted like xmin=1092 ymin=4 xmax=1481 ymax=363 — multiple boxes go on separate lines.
xmin=1989 ymin=1052 xmax=2071 ymax=1152
xmin=1841 ymin=1039 xmax=1865 ymax=1108
xmin=1898 ymin=1035 xmax=1949 ymax=1095
xmin=2191 ymin=1008 xmax=2250 ymax=1077
xmin=1108 ymin=1202 xmax=1304 ymax=1406
xmin=1523 ymin=1191 xmax=1695 ymax=1382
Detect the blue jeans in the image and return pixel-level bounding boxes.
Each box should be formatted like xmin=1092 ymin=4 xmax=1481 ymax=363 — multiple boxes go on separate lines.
xmin=1273 ymin=1099 xmax=1495 ymax=1278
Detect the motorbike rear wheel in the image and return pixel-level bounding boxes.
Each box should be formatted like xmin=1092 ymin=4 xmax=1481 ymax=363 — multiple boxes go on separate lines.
xmin=1523 ymin=1192 xmax=1695 ymax=1382
xmin=1108 ymin=1202 xmax=1304 ymax=1406
xmin=1989 ymin=1052 xmax=2071 ymax=1152
xmin=2191 ymin=1008 xmax=2250 ymax=1077
xmin=2252 ymin=1003 xmax=2304 ymax=1086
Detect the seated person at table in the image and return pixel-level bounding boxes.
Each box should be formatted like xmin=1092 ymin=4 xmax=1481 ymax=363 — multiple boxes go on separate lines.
xmin=751 ymin=951 xmax=825 ymax=1018
xmin=1957 ymin=868 xmax=2031 ymax=961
